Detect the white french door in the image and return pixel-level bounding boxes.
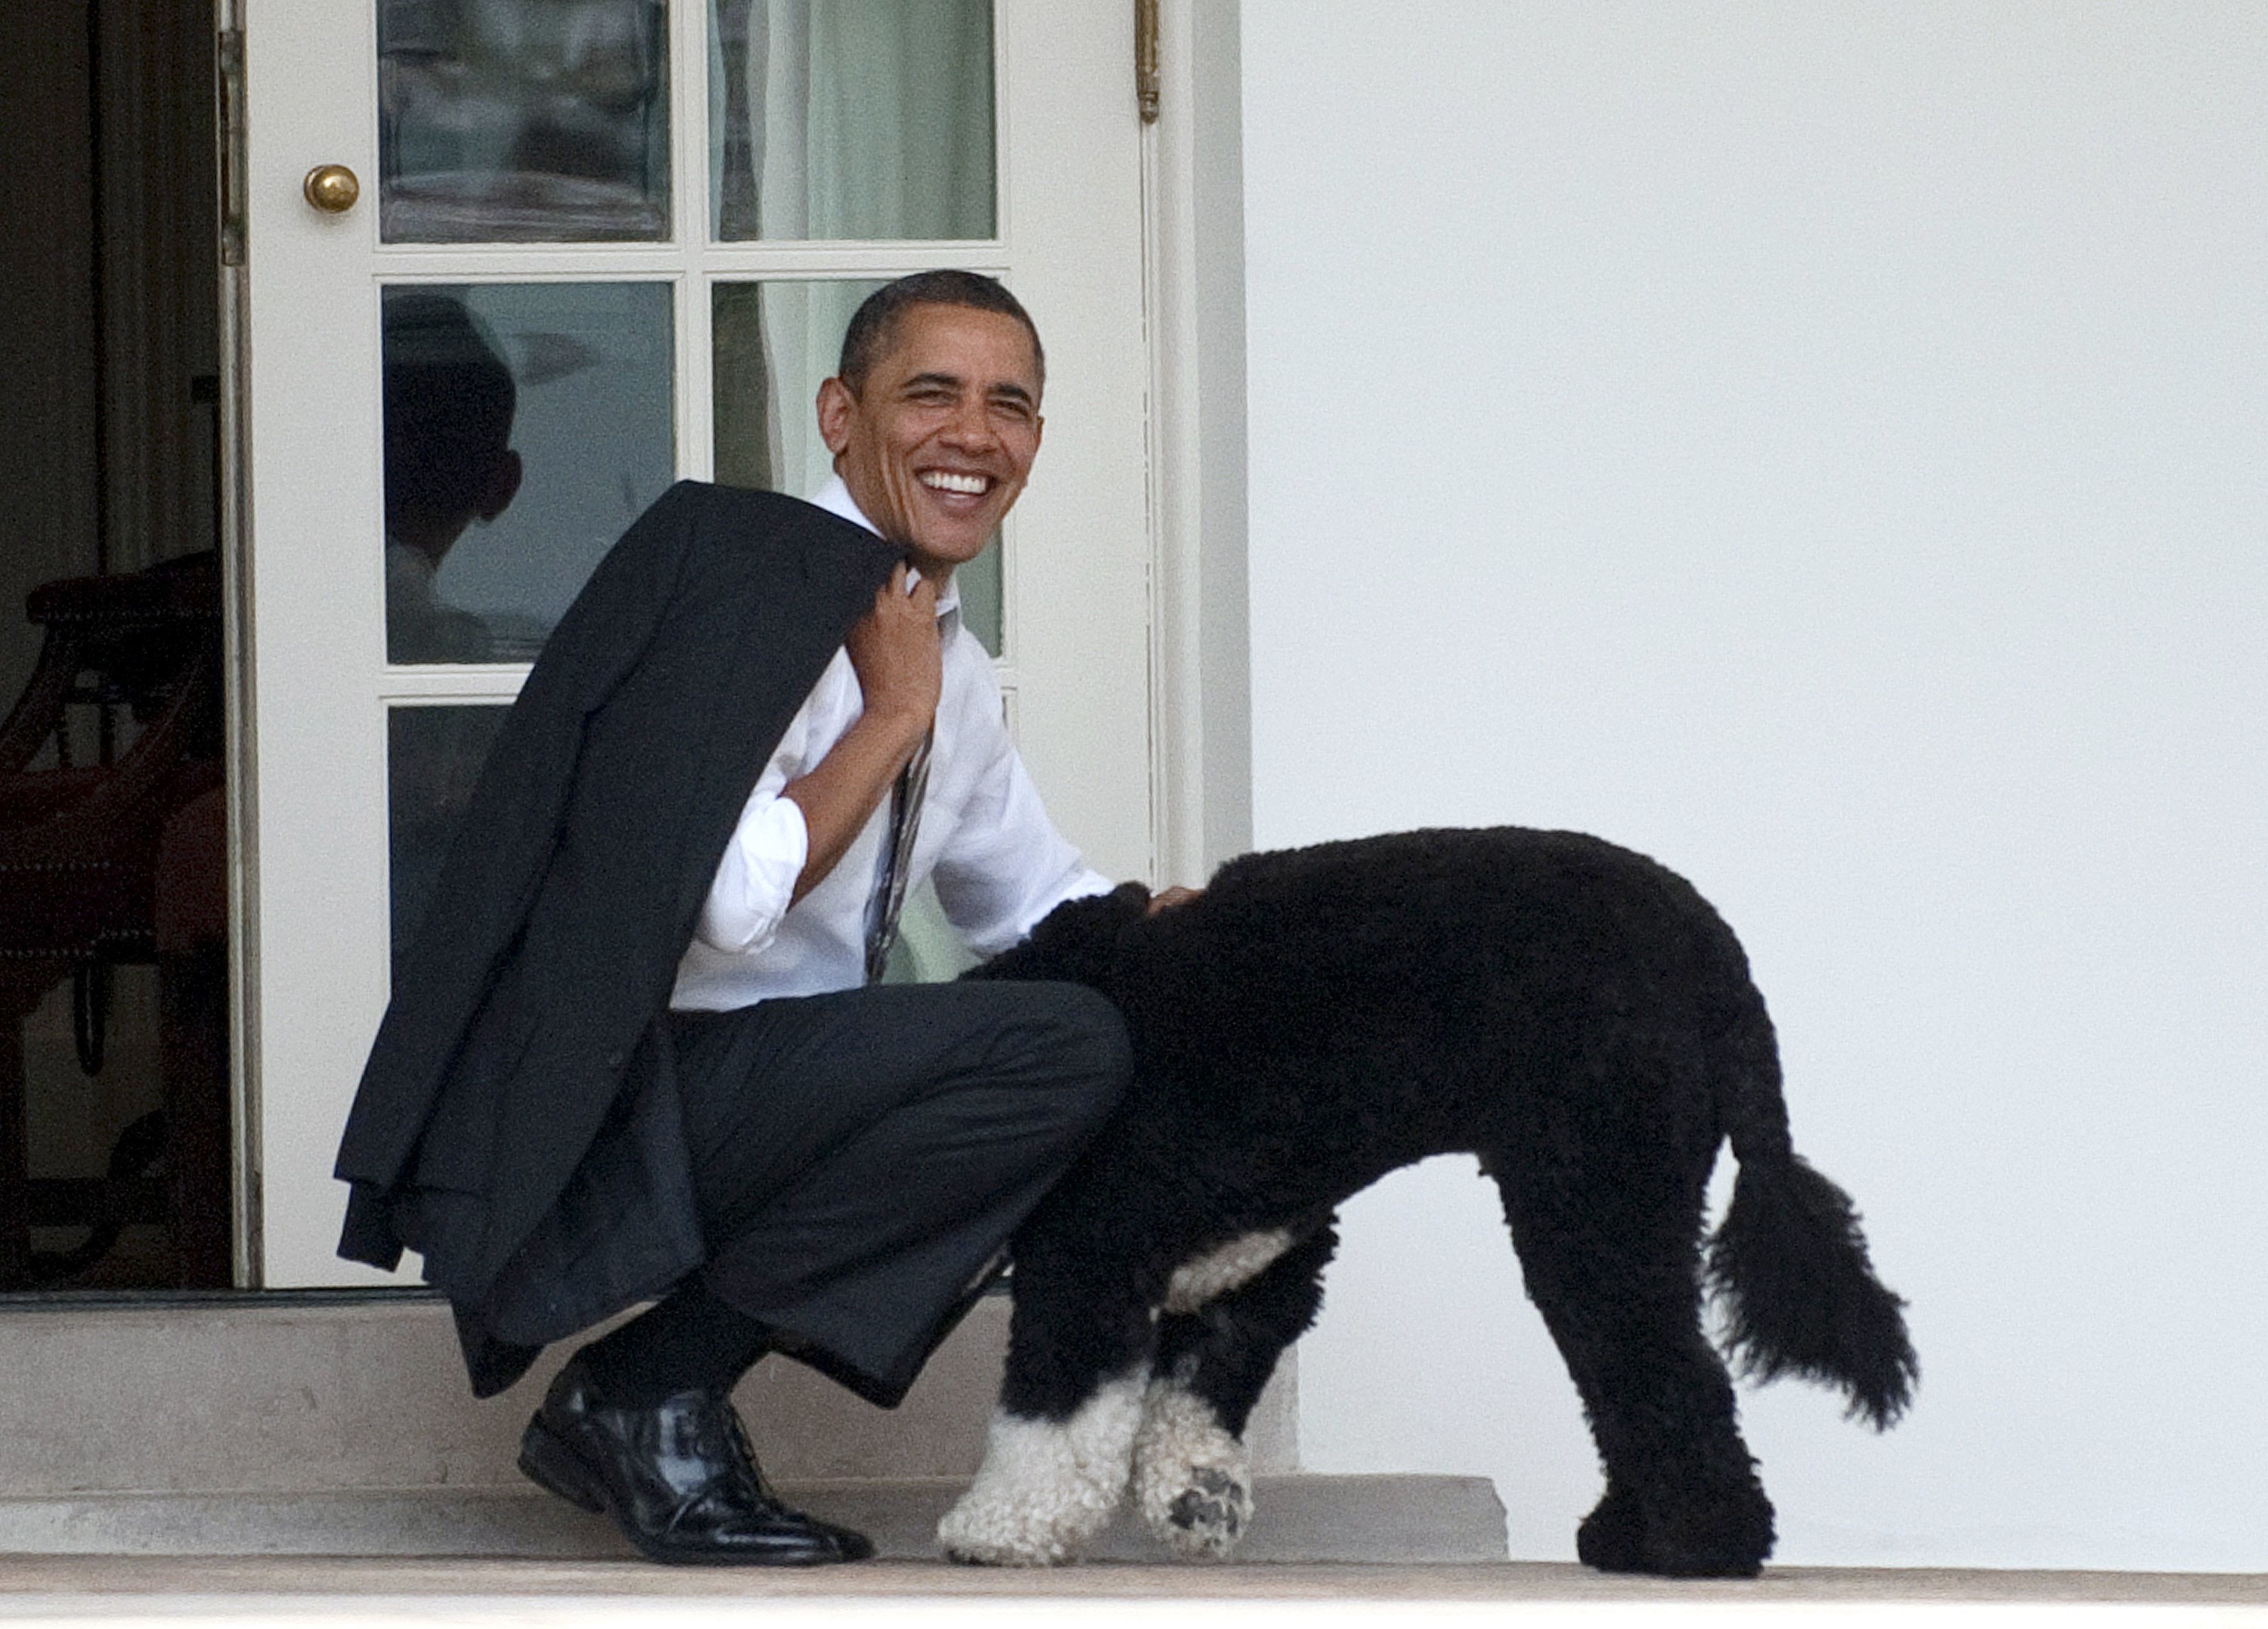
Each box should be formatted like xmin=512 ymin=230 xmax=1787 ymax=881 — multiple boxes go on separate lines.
xmin=237 ymin=0 xmax=1151 ymax=1286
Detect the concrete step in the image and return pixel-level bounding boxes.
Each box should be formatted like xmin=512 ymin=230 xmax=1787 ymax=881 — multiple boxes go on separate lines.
xmin=0 ymin=1293 xmax=1505 ymax=1562
xmin=0 ymin=1475 xmax=1510 ymax=1564
xmin=0 ymin=1290 xmax=1290 ymax=1493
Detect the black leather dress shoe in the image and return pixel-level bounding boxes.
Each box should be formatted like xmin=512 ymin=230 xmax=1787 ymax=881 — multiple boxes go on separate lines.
xmin=519 ymin=1357 xmax=875 ymax=1566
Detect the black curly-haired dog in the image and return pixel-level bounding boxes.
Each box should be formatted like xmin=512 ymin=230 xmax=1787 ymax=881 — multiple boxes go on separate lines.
xmin=934 ymin=827 xmax=1916 ymax=1577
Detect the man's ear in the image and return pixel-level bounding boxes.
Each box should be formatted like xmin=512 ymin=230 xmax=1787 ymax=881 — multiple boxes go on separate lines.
xmin=815 ymin=376 xmax=854 ymax=457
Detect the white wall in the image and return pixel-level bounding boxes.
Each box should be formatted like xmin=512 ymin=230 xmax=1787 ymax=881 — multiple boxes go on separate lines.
xmin=1241 ymin=2 xmax=2268 ymax=1570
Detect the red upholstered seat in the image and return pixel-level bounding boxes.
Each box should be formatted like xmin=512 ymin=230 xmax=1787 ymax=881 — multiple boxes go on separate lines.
xmin=0 ymin=553 xmax=228 ymax=1290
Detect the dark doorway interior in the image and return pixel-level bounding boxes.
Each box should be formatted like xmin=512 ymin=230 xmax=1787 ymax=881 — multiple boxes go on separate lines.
xmin=0 ymin=0 xmax=231 ymax=1290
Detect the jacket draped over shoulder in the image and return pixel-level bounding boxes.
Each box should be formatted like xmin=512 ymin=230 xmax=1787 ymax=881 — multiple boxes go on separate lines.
xmin=334 ymin=482 xmax=898 ymax=1395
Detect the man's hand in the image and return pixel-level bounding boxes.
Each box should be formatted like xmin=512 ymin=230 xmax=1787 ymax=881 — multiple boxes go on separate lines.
xmin=1146 ymin=886 xmax=1202 ymax=916
xmin=782 ymin=565 xmax=941 ymax=903
xmin=845 ymin=565 xmax=942 ymax=737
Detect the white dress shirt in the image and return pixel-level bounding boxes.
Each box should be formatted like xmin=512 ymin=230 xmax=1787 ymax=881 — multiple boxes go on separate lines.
xmin=668 ymin=476 xmax=1112 ymax=1011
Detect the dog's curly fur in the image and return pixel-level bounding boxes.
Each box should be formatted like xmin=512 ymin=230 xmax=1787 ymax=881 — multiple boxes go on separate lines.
xmin=937 ymin=827 xmax=1917 ymax=1578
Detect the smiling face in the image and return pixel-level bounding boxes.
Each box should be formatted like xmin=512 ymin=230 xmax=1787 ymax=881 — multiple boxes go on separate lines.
xmin=816 ymin=302 xmax=1044 ymax=584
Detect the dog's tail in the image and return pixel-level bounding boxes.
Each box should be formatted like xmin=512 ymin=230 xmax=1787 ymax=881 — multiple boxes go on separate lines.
xmin=1705 ymin=986 xmax=1917 ymax=1430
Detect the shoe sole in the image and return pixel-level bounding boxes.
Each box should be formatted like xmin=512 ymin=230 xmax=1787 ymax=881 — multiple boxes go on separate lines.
xmin=517 ymin=1412 xmax=866 ymax=1566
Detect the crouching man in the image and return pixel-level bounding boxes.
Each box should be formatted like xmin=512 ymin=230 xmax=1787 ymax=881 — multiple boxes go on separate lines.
xmin=336 ymin=271 xmax=1132 ymax=1565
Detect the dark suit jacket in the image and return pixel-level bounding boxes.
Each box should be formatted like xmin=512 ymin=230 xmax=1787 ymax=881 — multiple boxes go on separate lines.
xmin=334 ymin=482 xmax=898 ymax=1395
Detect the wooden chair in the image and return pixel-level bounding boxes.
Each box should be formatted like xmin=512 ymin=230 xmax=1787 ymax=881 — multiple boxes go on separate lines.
xmin=0 ymin=553 xmax=229 ymax=1289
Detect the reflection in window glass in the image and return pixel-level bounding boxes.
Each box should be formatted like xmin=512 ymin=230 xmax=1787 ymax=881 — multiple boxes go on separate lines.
xmin=708 ymin=0 xmax=994 ymax=242
xmin=383 ymin=282 xmax=674 ymax=664
xmin=379 ymin=0 xmax=671 ymax=243
xmin=389 ymin=703 xmax=511 ymax=965
xmin=712 ymin=278 xmax=1001 ymax=655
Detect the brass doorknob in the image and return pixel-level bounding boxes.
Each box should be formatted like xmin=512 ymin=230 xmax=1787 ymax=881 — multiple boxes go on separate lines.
xmin=302 ymin=164 xmax=361 ymax=215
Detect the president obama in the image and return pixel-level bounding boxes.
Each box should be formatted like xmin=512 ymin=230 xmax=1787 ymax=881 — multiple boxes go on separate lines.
xmin=337 ymin=271 xmax=1134 ymax=1565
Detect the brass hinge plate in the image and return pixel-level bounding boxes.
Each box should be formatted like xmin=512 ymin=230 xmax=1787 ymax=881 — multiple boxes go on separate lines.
xmin=1136 ymin=0 xmax=1160 ymax=124
xmin=216 ymin=28 xmax=248 ymax=267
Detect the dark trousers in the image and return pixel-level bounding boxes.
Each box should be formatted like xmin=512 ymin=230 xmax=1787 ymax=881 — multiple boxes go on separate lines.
xmin=652 ymin=978 xmax=1130 ymax=1406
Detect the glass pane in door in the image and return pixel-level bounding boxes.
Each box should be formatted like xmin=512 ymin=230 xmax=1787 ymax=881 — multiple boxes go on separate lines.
xmin=378 ymin=0 xmax=671 ymax=243
xmin=712 ymin=278 xmax=1000 ymax=653
xmin=388 ymin=702 xmax=511 ymax=964
xmin=383 ymin=282 xmax=674 ymax=663
xmin=708 ymin=0 xmax=995 ymax=241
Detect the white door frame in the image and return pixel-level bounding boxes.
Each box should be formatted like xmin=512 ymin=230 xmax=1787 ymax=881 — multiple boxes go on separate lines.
xmin=1142 ymin=0 xmax=1252 ymax=891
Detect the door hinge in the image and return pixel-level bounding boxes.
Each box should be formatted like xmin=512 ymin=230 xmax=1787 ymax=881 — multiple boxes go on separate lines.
xmin=1136 ymin=0 xmax=1160 ymax=124
xmin=217 ymin=27 xmax=247 ymax=267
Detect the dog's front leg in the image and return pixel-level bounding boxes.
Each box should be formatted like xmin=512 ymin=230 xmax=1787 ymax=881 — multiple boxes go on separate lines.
xmin=938 ymin=1252 xmax=1159 ymax=1565
xmin=938 ymin=1367 xmax=1149 ymax=1566
xmin=1132 ymin=1223 xmax=1338 ymax=1559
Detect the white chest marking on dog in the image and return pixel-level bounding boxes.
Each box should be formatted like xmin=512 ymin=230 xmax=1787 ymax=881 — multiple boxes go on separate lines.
xmin=1163 ymin=1229 xmax=1295 ymax=1315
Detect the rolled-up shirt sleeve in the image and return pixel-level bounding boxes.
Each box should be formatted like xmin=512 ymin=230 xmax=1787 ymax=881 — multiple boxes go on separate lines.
xmin=693 ymin=766 xmax=810 ymax=956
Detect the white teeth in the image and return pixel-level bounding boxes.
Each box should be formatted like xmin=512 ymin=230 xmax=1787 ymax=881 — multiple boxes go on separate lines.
xmin=922 ymin=471 xmax=989 ymax=496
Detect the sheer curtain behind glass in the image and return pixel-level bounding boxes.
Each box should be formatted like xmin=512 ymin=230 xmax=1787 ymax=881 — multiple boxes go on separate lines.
xmin=708 ymin=0 xmax=995 ymax=243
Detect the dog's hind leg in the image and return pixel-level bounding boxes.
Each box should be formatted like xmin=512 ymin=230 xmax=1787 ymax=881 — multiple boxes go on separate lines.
xmin=1493 ymin=1161 xmax=1776 ymax=1578
xmin=1134 ymin=1222 xmax=1339 ymax=1559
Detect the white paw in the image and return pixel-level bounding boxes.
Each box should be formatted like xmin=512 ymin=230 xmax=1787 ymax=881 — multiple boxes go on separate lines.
xmin=937 ymin=1480 xmax=1083 ymax=1567
xmin=1132 ymin=1379 xmax=1253 ymax=1560
xmin=937 ymin=1377 xmax=1145 ymax=1566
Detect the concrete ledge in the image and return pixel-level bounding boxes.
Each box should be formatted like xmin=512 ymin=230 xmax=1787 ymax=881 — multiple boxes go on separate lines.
xmin=2 ymin=1553 xmax=2265 ymax=1608
xmin=0 ymin=1474 xmax=1507 ymax=1565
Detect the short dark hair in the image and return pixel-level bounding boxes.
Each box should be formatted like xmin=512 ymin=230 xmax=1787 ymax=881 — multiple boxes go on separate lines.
xmin=383 ymin=291 xmax=516 ymax=527
xmin=836 ymin=270 xmax=1045 ymax=394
